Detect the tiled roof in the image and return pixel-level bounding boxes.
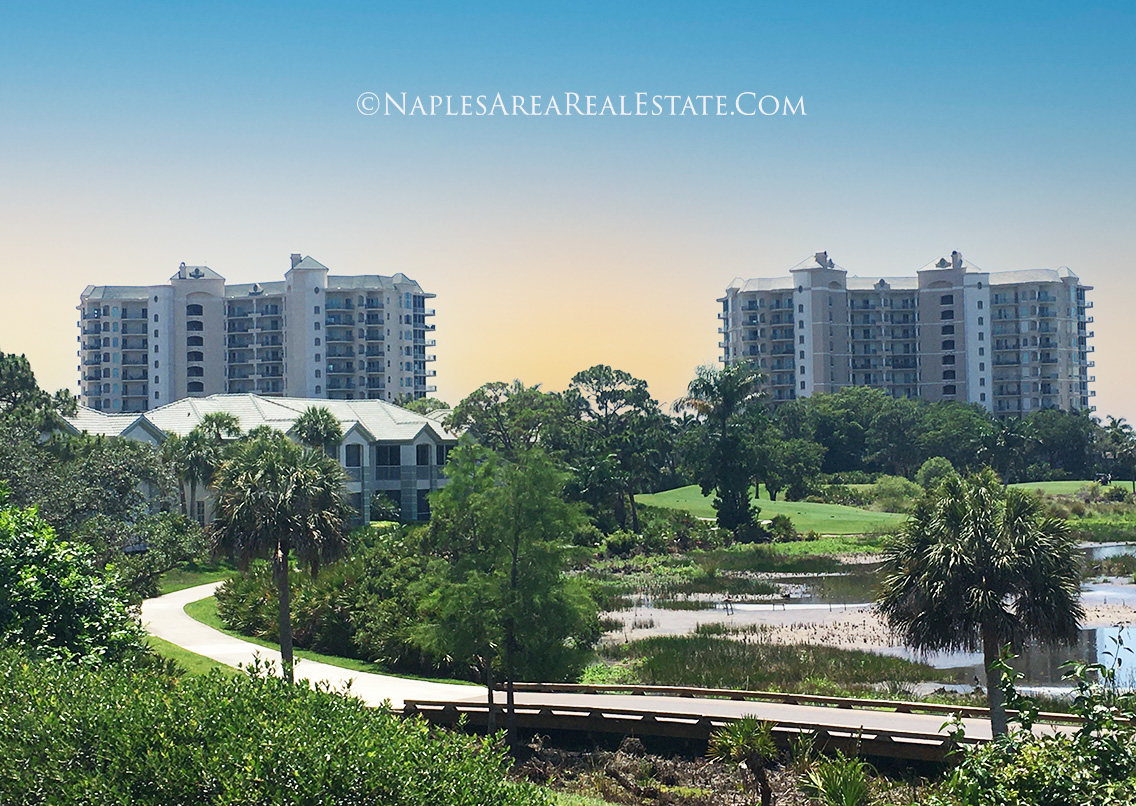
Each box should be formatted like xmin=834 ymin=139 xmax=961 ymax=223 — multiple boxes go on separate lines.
xmin=141 ymin=394 xmax=458 ymax=443
xmin=64 ymin=406 xmax=148 ymax=437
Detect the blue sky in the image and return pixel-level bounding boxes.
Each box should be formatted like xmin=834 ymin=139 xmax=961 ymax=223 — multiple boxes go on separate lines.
xmin=2 ymin=1 xmax=1133 ymax=416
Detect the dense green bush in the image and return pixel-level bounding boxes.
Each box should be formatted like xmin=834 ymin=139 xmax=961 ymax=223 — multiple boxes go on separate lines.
xmin=916 ymin=456 xmax=955 ymax=490
xmin=929 ymin=651 xmax=1136 ymax=805
xmin=214 ymin=527 xmax=445 ymax=675
xmin=0 ymin=493 xmax=143 ymax=664
xmin=0 ymin=651 xmax=546 ymax=806
xmin=871 ymin=475 xmax=923 ymax=513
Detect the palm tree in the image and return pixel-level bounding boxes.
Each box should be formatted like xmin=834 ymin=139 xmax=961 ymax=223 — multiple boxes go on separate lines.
xmin=676 ymin=362 xmax=765 ymax=530
xmin=877 ymin=469 xmax=1083 ymax=735
xmin=162 ymin=413 xmax=243 ymax=522
xmin=1104 ymin=416 xmax=1136 ymax=493
xmin=210 ymin=433 xmax=352 ymax=683
xmin=292 ymin=406 xmax=344 ymax=457
xmin=707 ymin=717 xmax=778 ymax=806
xmin=982 ymin=418 xmax=1037 ymax=484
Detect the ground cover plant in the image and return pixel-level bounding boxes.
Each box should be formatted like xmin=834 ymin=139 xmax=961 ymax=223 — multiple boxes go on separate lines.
xmin=598 ymin=634 xmax=951 ymax=693
xmin=0 ymin=650 xmax=547 ymax=806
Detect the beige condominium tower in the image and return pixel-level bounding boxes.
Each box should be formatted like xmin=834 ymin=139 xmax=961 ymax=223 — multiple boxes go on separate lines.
xmin=719 ymin=251 xmax=1094 ymax=415
xmin=78 ymin=254 xmax=436 ymax=413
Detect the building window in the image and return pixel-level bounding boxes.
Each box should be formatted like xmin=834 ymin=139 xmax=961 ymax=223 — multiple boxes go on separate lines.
xmin=977 ymin=300 xmax=984 ymax=309
xmin=979 ymin=347 xmax=985 ymax=355
xmin=315 ymin=385 xmax=321 ymax=393
xmin=187 ymin=381 xmax=204 ymax=393
xmin=376 ymin=445 xmax=400 ymax=466
xmin=345 ymin=444 xmax=362 ymax=467
xmin=436 ymin=444 xmax=448 ymax=467
xmin=942 ymin=370 xmax=956 ymax=380
xmin=315 ymin=353 xmax=321 ymax=362
xmin=315 ymin=369 xmax=321 ymax=378
xmin=187 ymin=351 xmax=203 ymax=362
xmin=941 ymin=325 xmax=955 ymax=335
xmin=314 ymin=322 xmax=321 ymax=330
xmin=943 ymin=355 xmax=955 ymax=365
xmin=186 ymin=320 xmax=203 ymax=332
xmin=798 ymin=304 xmax=804 ymax=313
xmin=943 ymin=385 xmax=957 ymax=395
xmin=800 ymin=380 xmax=805 ymax=389
xmin=940 ymin=310 xmax=954 ymax=320
xmin=314 ymin=306 xmax=320 ymax=314
xmin=980 ymin=377 xmax=986 ymax=386
xmin=978 ymin=316 xmax=984 ymax=325
xmin=416 ymin=444 xmax=431 ymax=466
xmin=799 ymin=336 xmax=805 ymax=344
xmin=186 ymin=304 xmax=203 ymax=316
xmin=154 ymin=329 xmax=159 ymax=338
xmin=187 ymin=335 xmax=203 ymax=346
xmin=940 ymin=294 xmax=953 ymax=305
xmin=187 ymin=366 xmax=204 ymax=377
xmin=978 ymin=332 xmax=985 ymax=341
xmin=942 ymin=340 xmax=955 ymax=350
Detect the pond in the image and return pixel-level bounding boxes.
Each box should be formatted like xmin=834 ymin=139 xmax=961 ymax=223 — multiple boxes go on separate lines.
xmin=610 ymin=543 xmax=1136 ymax=691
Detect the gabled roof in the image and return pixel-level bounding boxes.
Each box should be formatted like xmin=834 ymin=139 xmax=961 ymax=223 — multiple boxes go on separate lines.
xmin=290 ymin=256 xmax=329 ymax=271
xmin=62 ymin=406 xmax=164 ymax=440
xmin=143 ymin=394 xmax=458 ymax=443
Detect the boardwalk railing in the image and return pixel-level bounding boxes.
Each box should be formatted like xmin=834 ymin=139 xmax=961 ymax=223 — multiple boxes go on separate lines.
xmin=498 ymin=682 xmax=1086 ymax=725
xmin=402 ymin=699 xmax=976 ymax=763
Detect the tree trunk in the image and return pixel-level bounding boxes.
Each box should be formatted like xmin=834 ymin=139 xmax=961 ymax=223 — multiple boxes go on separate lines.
xmin=188 ymin=481 xmax=197 ymax=525
xmin=274 ymin=542 xmax=295 ymax=684
xmin=485 ymin=662 xmax=496 ymax=733
xmin=628 ymin=489 xmax=640 ymax=533
xmin=753 ymin=764 xmax=773 ymax=806
xmin=982 ymin=627 xmax=1008 ymax=737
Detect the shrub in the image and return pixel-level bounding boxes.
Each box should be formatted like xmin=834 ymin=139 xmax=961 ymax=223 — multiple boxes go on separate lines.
xmin=1103 ymin=485 xmax=1131 ymax=503
xmin=0 ymin=494 xmax=144 ymax=664
xmin=916 ymin=456 xmax=955 ymax=490
xmin=369 ymin=490 xmax=401 ymax=522
xmin=1069 ymin=500 xmax=1087 ymax=518
xmin=872 ymin=475 xmax=923 ymax=513
xmin=0 ymin=651 xmax=546 ymax=806
xmin=768 ymin=514 xmax=798 ymax=542
xmin=801 ymin=751 xmax=873 ymax=806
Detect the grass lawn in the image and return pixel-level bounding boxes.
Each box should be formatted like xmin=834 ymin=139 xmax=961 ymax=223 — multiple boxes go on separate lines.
xmin=183 ymin=596 xmax=477 ymax=686
xmin=636 ymin=485 xmax=906 ymax=535
xmin=157 ymin=563 xmax=235 ymax=596
xmin=1010 ymin=480 xmax=1096 ymax=496
xmin=145 ymin=635 xmax=239 ymax=676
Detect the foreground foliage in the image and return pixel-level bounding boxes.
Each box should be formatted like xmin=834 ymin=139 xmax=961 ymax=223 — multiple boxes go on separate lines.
xmin=0 ymin=489 xmax=143 ymax=663
xmin=928 ymin=648 xmax=1136 ymax=806
xmin=0 ymin=651 xmax=547 ymax=806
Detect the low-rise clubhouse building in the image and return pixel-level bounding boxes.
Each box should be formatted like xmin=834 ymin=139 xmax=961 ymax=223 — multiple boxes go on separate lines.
xmin=63 ymin=393 xmax=458 ymax=523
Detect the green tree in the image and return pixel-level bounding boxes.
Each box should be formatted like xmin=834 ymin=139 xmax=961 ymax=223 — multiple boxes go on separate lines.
xmin=292 ymin=406 xmax=344 ymax=456
xmin=915 ymin=456 xmax=956 ymax=490
xmin=210 ymin=434 xmax=352 ymax=683
xmin=396 ymin=395 xmax=450 ymax=415
xmin=876 ymin=470 xmax=1083 ymax=735
xmin=447 ymin=380 xmax=574 ymax=461
xmin=981 ymin=418 xmax=1038 ymax=484
xmin=420 ymin=443 xmax=598 ymax=743
xmin=1103 ymin=415 xmax=1136 ymax=492
xmin=678 ymin=363 xmax=765 ymax=530
xmin=759 ymin=435 xmax=825 ymax=501
xmin=0 ymin=484 xmax=144 ymax=663
xmin=567 ymin=364 xmax=671 ymax=531
xmin=0 ymin=351 xmax=76 ymax=429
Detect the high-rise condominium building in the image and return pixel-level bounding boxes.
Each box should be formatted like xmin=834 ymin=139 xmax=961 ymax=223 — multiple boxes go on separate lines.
xmin=78 ymin=254 xmax=436 ymax=412
xmin=719 ymin=251 xmax=1094 ymax=415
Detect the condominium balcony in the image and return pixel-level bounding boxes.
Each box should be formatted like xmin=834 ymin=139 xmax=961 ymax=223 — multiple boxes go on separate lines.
xmin=325 ymin=329 xmax=353 ymax=343
xmin=325 ymin=314 xmax=355 ymax=326
xmin=327 ymin=363 xmax=354 ymax=375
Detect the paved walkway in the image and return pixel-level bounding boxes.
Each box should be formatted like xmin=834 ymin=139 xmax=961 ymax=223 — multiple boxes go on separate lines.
xmin=143 ymin=583 xmax=998 ymax=742
xmin=141 ymin=583 xmax=485 ymax=708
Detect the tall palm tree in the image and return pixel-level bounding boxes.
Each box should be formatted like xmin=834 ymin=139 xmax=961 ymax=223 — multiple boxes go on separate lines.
xmin=292 ymin=406 xmax=344 ymax=457
xmin=210 ymin=433 xmax=352 ymax=683
xmin=676 ymin=362 xmax=765 ymax=530
xmin=1105 ymin=416 xmax=1136 ymax=493
xmin=877 ymin=469 xmax=1083 ymax=735
xmin=982 ymin=418 xmax=1037 ymax=484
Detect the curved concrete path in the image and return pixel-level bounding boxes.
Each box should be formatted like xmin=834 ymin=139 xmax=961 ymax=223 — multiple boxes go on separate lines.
xmin=142 ymin=583 xmax=485 ymax=708
xmin=143 ymin=583 xmax=1000 ymax=743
